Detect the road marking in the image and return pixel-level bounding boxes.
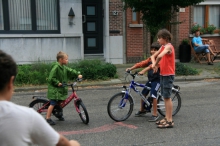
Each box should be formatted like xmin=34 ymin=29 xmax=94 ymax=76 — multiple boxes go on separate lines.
xmin=59 ymin=122 xmax=137 ymax=136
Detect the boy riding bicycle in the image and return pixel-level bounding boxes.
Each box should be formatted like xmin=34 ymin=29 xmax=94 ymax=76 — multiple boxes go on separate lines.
xmin=46 ymin=51 xmax=82 ymax=125
xmin=126 ymin=42 xmax=161 ymax=122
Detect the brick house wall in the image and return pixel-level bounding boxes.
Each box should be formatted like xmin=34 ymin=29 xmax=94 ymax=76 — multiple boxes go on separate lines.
xmin=109 ymin=0 xmax=123 ymax=36
xmin=109 ymin=2 xmax=220 ymax=64
xmin=126 ymin=8 xmax=144 ymax=63
xmin=189 ymin=6 xmax=220 ymax=50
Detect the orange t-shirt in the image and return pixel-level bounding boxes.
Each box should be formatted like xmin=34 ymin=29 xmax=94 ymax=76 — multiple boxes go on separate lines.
xmin=159 ymin=43 xmax=175 ymax=76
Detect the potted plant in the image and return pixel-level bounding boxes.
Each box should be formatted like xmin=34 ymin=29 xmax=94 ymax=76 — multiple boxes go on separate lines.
xmin=179 ymin=38 xmax=191 ymax=63
xmin=191 ymin=23 xmax=202 ymax=34
xmin=206 ymin=24 xmax=216 ymax=34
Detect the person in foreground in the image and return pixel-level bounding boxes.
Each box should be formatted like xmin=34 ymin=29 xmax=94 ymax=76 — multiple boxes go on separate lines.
xmin=192 ymin=30 xmax=217 ymax=65
xmin=46 ymin=51 xmax=82 ymax=125
xmin=126 ymin=42 xmax=161 ymax=122
xmin=0 ymin=50 xmax=80 ymax=146
xmin=151 ymin=29 xmax=175 ymax=128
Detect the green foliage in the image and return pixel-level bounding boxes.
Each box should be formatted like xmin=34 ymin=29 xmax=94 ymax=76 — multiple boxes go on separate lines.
xmin=206 ymin=24 xmax=216 ymax=34
xmin=68 ymin=60 xmax=117 ymax=80
xmin=15 ymin=63 xmax=51 ymax=86
xmin=14 ymin=60 xmax=117 ymax=86
xmin=123 ymin=0 xmax=204 ymax=36
xmin=176 ymin=62 xmax=199 ymax=76
xmin=181 ymin=38 xmax=189 ymax=45
xmin=191 ymin=23 xmax=216 ymax=34
xmin=191 ymin=23 xmax=202 ymax=33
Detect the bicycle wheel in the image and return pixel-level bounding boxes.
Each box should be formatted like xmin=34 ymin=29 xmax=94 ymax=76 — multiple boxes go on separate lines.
xmin=157 ymin=92 xmax=181 ymax=117
xmin=77 ymin=101 xmax=89 ymax=124
xmin=29 ymin=99 xmax=49 ymax=115
xmin=107 ymin=92 xmax=134 ymax=122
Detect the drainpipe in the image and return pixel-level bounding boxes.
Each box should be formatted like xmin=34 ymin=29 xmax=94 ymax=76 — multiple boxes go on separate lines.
xmin=105 ymin=0 xmax=110 ymax=62
xmin=123 ymin=2 xmax=126 ymax=64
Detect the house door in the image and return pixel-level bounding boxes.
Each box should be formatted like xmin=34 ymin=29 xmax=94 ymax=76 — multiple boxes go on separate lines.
xmin=82 ymin=0 xmax=103 ymax=54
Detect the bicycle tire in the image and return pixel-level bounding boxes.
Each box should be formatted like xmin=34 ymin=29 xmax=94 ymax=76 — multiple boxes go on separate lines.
xmin=107 ymin=92 xmax=134 ymax=122
xmin=29 ymin=99 xmax=49 ymax=115
xmin=77 ymin=101 xmax=89 ymax=124
xmin=157 ymin=92 xmax=181 ymax=117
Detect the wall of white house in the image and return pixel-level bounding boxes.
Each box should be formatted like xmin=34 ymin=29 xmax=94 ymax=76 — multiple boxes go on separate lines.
xmin=109 ymin=36 xmax=123 ymax=64
xmin=103 ymin=0 xmax=124 ymax=64
xmin=0 ymin=0 xmax=84 ymax=64
xmin=0 ymin=0 xmax=124 ymax=64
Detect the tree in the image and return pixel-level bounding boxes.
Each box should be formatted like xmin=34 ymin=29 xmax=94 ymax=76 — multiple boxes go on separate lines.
xmin=123 ymin=0 xmax=204 ymax=40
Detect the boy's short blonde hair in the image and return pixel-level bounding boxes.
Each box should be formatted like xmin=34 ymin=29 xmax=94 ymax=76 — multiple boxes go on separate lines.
xmin=56 ymin=51 xmax=67 ymax=61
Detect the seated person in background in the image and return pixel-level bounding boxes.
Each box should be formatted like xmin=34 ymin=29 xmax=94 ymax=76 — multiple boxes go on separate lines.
xmin=192 ymin=30 xmax=217 ymax=65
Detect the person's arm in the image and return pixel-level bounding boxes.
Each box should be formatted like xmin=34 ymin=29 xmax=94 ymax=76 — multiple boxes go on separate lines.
xmin=65 ymin=66 xmax=81 ymax=79
xmin=57 ymin=135 xmax=80 ymax=146
xmin=48 ymin=65 xmax=60 ymax=86
xmin=138 ymin=66 xmax=151 ymax=75
xmin=30 ymin=109 xmax=80 ymax=146
xmin=151 ymin=47 xmax=162 ymax=65
xmin=152 ymin=45 xmax=171 ymax=73
xmin=126 ymin=58 xmax=151 ymax=71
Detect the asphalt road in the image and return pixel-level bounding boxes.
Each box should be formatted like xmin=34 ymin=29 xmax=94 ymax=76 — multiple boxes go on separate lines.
xmin=12 ymin=79 xmax=220 ymax=146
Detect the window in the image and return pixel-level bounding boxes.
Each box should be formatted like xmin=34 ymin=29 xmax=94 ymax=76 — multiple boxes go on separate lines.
xmin=193 ymin=5 xmax=220 ymax=29
xmin=0 ymin=0 xmax=60 ymax=34
xmin=132 ymin=8 xmax=140 ymax=24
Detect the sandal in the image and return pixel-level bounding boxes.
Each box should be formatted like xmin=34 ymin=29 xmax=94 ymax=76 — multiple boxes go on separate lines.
xmin=213 ymin=55 xmax=218 ymax=61
xmin=155 ymin=118 xmax=166 ymax=125
xmin=157 ymin=120 xmax=174 ymax=128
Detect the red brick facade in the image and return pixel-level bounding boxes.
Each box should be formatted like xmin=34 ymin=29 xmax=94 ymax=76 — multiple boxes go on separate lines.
xmin=108 ymin=1 xmax=220 ymax=64
xmin=126 ymin=8 xmax=144 ymax=63
xmin=109 ymin=0 xmax=123 ymax=36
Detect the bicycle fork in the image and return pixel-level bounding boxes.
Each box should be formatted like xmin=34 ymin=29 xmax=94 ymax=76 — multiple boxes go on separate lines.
xmin=118 ymin=91 xmax=128 ymax=108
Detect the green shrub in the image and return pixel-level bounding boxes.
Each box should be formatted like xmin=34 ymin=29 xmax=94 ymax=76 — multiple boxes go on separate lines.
xmin=68 ymin=60 xmax=117 ymax=80
xmin=176 ymin=62 xmax=199 ymax=76
xmin=14 ymin=60 xmax=117 ymax=86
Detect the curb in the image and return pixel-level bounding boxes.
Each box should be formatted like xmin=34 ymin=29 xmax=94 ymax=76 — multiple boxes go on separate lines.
xmin=14 ymin=75 xmax=220 ymax=92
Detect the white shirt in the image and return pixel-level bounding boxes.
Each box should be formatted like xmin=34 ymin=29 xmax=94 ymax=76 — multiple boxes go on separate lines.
xmin=0 ymin=101 xmax=60 ymax=146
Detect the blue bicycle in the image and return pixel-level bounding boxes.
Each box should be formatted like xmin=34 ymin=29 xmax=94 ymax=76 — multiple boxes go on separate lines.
xmin=107 ymin=71 xmax=181 ymax=122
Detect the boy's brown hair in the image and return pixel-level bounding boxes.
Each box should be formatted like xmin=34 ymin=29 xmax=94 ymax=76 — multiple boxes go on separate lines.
xmin=151 ymin=42 xmax=161 ymax=51
xmin=56 ymin=51 xmax=67 ymax=61
xmin=0 ymin=50 xmax=17 ymax=90
xmin=157 ymin=29 xmax=172 ymax=42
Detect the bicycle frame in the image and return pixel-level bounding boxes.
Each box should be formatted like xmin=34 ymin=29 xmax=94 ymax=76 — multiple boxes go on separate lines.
xmin=120 ymin=71 xmax=180 ymax=108
xmin=33 ymin=80 xmax=82 ymax=114
xmin=120 ymin=80 xmax=151 ymax=108
xmin=119 ymin=72 xmax=151 ymax=108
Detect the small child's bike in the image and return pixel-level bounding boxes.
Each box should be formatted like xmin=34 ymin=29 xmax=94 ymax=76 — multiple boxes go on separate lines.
xmin=29 ymin=78 xmax=89 ymax=124
xmin=107 ymin=71 xmax=181 ymax=122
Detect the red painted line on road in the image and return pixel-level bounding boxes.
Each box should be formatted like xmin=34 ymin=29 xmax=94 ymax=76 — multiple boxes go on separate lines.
xmin=59 ymin=122 xmax=137 ymax=136
xmin=115 ymin=122 xmax=138 ymax=129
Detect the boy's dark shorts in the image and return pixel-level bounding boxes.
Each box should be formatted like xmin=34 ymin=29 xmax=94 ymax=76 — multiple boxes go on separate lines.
xmin=160 ymin=75 xmax=174 ymax=98
xmin=142 ymin=81 xmax=160 ymax=98
xmin=50 ymin=100 xmax=63 ymax=106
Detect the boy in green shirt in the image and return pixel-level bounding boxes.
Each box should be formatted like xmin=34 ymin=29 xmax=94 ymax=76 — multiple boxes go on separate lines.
xmin=46 ymin=51 xmax=82 ymax=125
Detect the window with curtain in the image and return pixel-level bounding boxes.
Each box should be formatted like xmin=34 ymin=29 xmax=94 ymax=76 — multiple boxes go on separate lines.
xmin=132 ymin=8 xmax=140 ymax=24
xmin=0 ymin=0 xmax=3 ymax=30
xmin=193 ymin=5 xmax=220 ymax=28
xmin=0 ymin=0 xmax=60 ymax=33
xmin=36 ymin=0 xmax=58 ymax=30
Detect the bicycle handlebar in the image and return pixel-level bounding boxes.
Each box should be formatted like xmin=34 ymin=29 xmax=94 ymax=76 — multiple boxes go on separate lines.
xmin=125 ymin=70 xmax=140 ymax=79
xmin=61 ymin=78 xmax=83 ymax=87
xmin=126 ymin=70 xmax=181 ymax=92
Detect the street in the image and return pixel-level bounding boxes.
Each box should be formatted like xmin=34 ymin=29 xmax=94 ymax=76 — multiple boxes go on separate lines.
xmin=12 ymin=79 xmax=220 ymax=146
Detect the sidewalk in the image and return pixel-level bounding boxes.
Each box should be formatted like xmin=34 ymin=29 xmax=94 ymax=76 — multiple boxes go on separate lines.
xmin=14 ymin=62 xmax=220 ymax=92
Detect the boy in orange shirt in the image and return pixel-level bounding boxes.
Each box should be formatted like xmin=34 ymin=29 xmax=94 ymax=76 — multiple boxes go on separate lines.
xmin=151 ymin=29 xmax=175 ymax=128
xmin=126 ymin=42 xmax=161 ymax=122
